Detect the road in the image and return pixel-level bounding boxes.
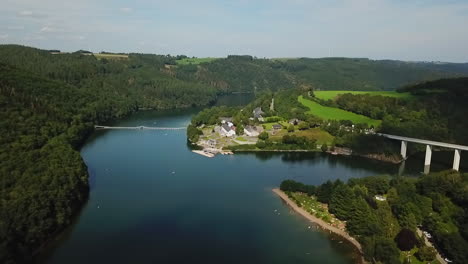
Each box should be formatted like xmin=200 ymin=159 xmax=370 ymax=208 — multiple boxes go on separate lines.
xmin=416 ymin=228 xmax=447 ymax=264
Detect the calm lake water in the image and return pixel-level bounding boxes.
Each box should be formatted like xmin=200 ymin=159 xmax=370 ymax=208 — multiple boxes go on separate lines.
xmin=40 ymin=97 xmax=463 ymax=264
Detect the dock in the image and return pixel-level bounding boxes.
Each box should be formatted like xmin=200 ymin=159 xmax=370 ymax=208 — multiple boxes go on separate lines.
xmin=192 ymin=149 xmax=234 ymax=158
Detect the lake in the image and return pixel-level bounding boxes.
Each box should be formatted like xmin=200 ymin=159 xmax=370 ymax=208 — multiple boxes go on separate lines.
xmin=39 ymin=101 xmax=462 ymax=264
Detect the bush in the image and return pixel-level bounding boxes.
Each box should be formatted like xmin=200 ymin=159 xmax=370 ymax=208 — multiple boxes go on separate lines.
xmin=256 ymin=140 xmax=266 ymax=149
xmin=258 ymin=131 xmax=269 ymax=140
xmin=321 ymin=143 xmax=328 ymax=152
xmin=287 ymin=124 xmax=295 ymax=132
xmin=298 ymin=122 xmax=309 ymax=130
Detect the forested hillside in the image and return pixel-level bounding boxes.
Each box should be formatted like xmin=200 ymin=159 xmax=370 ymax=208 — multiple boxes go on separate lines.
xmin=272 ymin=58 xmax=468 ymax=91
xmin=0 ymin=45 xmax=218 ymax=109
xmin=174 ymin=56 xmax=468 ymax=91
xmin=0 ymin=64 xmax=92 ymax=263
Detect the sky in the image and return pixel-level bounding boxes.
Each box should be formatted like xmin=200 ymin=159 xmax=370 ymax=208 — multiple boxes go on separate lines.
xmin=1 ymin=0 xmax=468 ymax=62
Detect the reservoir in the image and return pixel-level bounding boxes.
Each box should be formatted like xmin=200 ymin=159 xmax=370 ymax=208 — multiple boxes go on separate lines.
xmin=40 ymin=104 xmax=463 ymax=264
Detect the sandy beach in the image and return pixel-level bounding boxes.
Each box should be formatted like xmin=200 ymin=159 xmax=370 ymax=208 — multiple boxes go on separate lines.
xmin=272 ymin=188 xmax=365 ymax=258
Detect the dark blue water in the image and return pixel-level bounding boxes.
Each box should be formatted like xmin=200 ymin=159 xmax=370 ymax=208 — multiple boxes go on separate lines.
xmin=40 ymin=106 xmax=460 ymax=264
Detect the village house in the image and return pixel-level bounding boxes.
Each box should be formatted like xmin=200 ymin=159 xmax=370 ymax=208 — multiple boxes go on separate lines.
xmin=272 ymin=124 xmax=282 ymax=130
xmin=253 ymin=107 xmax=265 ymax=122
xmin=221 ymin=123 xmax=236 ymax=137
xmin=289 ymin=118 xmax=300 ymax=125
xmin=219 ymin=117 xmax=233 ymax=124
xmin=244 ymin=125 xmax=260 ymax=137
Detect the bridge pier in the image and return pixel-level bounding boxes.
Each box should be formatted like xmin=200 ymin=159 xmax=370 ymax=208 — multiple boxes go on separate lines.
xmin=453 ymin=149 xmax=461 ymax=171
xmin=398 ymin=161 xmax=406 ymax=176
xmin=379 ymin=133 xmax=467 ymax=173
xmin=424 ymin=145 xmax=432 ymax=174
xmin=400 ymin=141 xmax=407 ymax=159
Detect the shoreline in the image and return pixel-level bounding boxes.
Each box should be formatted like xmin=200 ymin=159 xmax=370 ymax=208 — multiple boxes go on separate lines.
xmin=233 ymin=148 xmax=404 ymax=165
xmin=272 ymin=188 xmax=365 ymax=262
xmin=232 ymin=149 xmax=319 ymax=153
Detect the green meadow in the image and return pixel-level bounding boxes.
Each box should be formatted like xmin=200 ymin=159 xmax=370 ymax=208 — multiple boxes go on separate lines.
xmin=176 ymin=57 xmax=220 ymax=65
xmin=298 ymin=96 xmax=381 ymax=127
xmin=314 ymin=91 xmax=412 ymax=101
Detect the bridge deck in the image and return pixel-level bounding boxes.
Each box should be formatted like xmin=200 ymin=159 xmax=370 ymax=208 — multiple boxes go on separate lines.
xmin=95 ymin=125 xmax=186 ymax=130
xmin=379 ymin=133 xmax=468 ymax=151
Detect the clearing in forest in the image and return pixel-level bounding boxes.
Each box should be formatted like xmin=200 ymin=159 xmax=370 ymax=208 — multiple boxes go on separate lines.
xmin=93 ymin=53 xmax=129 ymax=60
xmin=176 ymin=57 xmax=220 ymax=65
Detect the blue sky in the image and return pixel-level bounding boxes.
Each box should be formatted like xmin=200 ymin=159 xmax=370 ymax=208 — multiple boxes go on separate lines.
xmin=1 ymin=0 xmax=468 ymax=62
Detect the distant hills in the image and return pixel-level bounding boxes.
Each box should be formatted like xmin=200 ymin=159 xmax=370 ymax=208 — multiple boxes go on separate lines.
xmin=174 ymin=55 xmax=468 ymax=92
xmin=1 ymin=45 xmax=468 ymax=98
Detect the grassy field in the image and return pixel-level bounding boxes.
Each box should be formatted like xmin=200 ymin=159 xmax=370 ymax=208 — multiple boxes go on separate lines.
xmin=176 ymin=57 xmax=219 ymax=65
xmin=265 ymin=124 xmax=334 ymax=145
xmin=298 ymin=96 xmax=381 ymax=127
xmin=93 ymin=53 xmax=129 ymax=60
xmin=294 ymin=128 xmax=334 ymax=145
xmin=314 ymin=91 xmax=412 ymax=101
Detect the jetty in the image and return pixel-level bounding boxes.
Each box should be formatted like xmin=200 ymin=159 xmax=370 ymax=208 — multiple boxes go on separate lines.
xmin=94 ymin=125 xmax=186 ymax=130
xmin=192 ymin=148 xmax=234 ymax=158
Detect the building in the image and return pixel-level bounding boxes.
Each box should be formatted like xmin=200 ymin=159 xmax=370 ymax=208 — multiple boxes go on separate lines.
xmin=272 ymin=124 xmax=282 ymax=130
xmin=221 ymin=123 xmax=236 ymax=137
xmin=289 ymin=118 xmax=300 ymax=125
xmin=374 ymin=195 xmax=386 ymax=201
xmin=244 ymin=125 xmax=260 ymax=137
xmin=219 ymin=117 xmax=233 ymax=124
xmin=253 ymin=107 xmax=265 ymax=122
xmin=207 ymin=139 xmax=217 ymax=147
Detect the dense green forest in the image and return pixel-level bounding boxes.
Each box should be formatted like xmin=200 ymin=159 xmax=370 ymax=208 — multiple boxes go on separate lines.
xmin=174 ymin=56 xmax=468 ymax=92
xmin=281 ymin=170 xmax=468 ymax=264
xmin=270 ymin=58 xmax=468 ymax=91
xmin=0 ymin=64 xmax=92 ymax=263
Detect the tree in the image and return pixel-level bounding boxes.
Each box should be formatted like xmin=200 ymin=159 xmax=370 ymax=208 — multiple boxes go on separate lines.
xmin=321 ymin=143 xmax=328 ymax=152
xmin=416 ymin=246 xmax=436 ymax=262
xmin=236 ymin=124 xmax=244 ymax=135
xmin=187 ymin=124 xmax=202 ymax=143
xmin=287 ymin=124 xmax=295 ymax=132
xmin=374 ymin=237 xmax=401 ymax=264
xmin=258 ymin=131 xmax=269 ymax=140
xmin=298 ymin=122 xmax=309 ymax=130
xmin=329 ymin=184 xmax=355 ymax=220
xmin=316 ymin=180 xmax=334 ymax=203
xmin=395 ymin=228 xmax=419 ymax=251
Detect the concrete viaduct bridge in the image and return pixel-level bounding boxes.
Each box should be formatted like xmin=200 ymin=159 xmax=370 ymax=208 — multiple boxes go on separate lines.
xmin=379 ymin=133 xmax=467 ymax=174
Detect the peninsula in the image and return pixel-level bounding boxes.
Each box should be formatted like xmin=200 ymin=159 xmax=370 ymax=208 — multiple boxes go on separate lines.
xmin=272 ymin=189 xmax=364 ymax=257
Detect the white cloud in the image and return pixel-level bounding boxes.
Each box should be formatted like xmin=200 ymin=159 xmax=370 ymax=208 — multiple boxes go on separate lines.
xmin=2 ymin=0 xmax=468 ymax=61
xmin=120 ymin=7 xmax=132 ymax=13
xmin=56 ymin=35 xmax=86 ymax=40
xmin=40 ymin=26 xmax=64 ymax=33
xmin=0 ymin=34 xmax=9 ymax=40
